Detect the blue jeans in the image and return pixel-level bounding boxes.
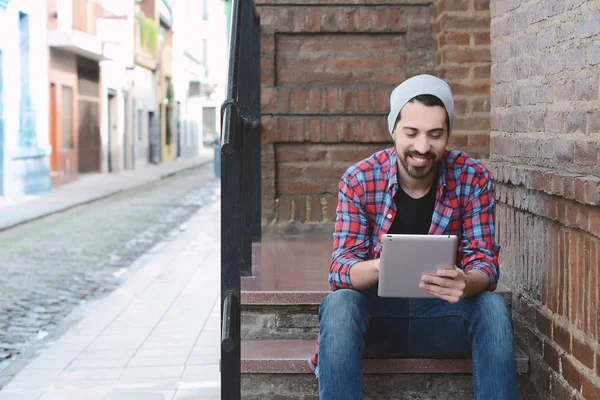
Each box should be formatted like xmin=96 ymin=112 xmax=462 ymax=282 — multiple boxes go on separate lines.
xmin=317 ymin=288 xmax=519 ymax=400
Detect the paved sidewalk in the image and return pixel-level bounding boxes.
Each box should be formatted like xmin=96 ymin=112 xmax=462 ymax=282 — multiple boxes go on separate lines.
xmin=0 ymin=200 xmax=221 ymax=400
xmin=0 ymin=148 xmax=214 ymax=231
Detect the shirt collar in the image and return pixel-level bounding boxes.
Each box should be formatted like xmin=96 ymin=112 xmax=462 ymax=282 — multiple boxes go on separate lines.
xmin=387 ymin=148 xmax=450 ymax=191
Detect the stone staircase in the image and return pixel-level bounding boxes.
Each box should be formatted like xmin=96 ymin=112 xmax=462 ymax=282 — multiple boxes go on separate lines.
xmin=239 ymin=235 xmax=533 ymax=399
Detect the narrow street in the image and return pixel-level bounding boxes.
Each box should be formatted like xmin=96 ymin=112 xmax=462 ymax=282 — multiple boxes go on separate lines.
xmin=0 ymin=164 xmax=219 ymax=370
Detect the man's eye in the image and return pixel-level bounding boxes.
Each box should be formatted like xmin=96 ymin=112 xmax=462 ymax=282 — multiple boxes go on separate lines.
xmin=405 ymin=132 xmax=417 ymax=138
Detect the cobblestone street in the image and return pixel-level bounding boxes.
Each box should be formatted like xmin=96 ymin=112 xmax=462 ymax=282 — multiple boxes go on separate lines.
xmin=0 ymin=164 xmax=219 ymax=369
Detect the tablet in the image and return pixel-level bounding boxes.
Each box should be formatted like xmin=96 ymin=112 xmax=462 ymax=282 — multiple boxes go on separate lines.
xmin=378 ymin=234 xmax=458 ymax=298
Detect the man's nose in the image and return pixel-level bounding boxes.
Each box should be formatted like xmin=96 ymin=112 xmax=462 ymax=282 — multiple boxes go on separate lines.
xmin=413 ymin=134 xmax=430 ymax=154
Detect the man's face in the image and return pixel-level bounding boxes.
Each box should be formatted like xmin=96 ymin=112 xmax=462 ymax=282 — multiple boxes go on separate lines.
xmin=392 ymin=101 xmax=449 ymax=181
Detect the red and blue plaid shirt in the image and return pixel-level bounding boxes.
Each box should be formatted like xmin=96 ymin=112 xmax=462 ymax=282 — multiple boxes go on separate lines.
xmin=309 ymin=147 xmax=500 ymax=375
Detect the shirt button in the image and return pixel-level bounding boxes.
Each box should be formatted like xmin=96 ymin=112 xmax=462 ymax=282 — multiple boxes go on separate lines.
xmin=387 ymin=214 xmax=392 ymax=219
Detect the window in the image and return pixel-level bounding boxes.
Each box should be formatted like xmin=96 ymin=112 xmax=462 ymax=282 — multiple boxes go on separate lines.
xmin=202 ymin=0 xmax=208 ymax=20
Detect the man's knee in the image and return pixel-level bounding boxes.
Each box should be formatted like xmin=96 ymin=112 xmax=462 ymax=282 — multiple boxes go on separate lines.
xmin=470 ymin=291 xmax=513 ymax=331
xmin=319 ymin=289 xmax=367 ymax=330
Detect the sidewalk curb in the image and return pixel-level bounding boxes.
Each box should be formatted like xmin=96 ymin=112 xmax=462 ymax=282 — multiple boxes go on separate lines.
xmin=0 ymin=159 xmax=213 ymax=233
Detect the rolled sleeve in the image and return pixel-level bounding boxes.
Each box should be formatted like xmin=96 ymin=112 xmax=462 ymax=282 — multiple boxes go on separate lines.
xmin=460 ymin=173 xmax=500 ymax=291
xmin=328 ymin=174 xmax=370 ymax=291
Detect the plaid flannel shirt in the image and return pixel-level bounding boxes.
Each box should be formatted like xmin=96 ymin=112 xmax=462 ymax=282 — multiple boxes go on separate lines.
xmin=308 ymin=147 xmax=500 ymax=375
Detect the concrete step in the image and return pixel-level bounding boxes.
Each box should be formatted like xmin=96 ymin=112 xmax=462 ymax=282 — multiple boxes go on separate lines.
xmin=241 ymin=284 xmax=513 ymax=340
xmin=240 ymin=339 xmax=533 ymax=400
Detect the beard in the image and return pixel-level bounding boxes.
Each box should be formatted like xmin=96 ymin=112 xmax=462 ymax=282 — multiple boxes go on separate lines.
xmin=399 ymin=150 xmax=440 ymax=180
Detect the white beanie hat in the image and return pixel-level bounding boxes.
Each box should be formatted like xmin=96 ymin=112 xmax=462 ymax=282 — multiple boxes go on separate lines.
xmin=387 ymin=74 xmax=454 ymax=136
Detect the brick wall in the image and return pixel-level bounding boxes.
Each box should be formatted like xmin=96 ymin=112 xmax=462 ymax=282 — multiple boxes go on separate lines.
xmin=490 ymin=0 xmax=600 ymax=398
xmin=259 ymin=0 xmax=492 ymax=227
xmin=435 ymin=0 xmax=492 ymax=158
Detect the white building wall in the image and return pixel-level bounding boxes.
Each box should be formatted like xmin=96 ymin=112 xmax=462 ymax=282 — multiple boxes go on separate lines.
xmin=97 ymin=0 xmax=136 ymax=173
xmin=0 ymin=0 xmax=51 ymax=197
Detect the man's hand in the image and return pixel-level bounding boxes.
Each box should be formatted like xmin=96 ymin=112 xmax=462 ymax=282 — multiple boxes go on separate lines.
xmin=420 ymin=267 xmax=468 ymax=304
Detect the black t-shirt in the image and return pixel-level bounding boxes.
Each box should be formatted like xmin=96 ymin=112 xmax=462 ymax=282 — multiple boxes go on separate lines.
xmin=387 ymin=182 xmax=436 ymax=235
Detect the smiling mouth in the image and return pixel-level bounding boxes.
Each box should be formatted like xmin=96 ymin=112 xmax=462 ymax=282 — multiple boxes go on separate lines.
xmin=407 ymin=154 xmax=433 ymax=167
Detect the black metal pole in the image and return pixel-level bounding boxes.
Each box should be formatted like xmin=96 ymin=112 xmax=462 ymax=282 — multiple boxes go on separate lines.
xmin=221 ymin=0 xmax=243 ymax=398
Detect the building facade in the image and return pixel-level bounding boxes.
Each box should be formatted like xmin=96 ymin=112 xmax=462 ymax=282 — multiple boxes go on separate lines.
xmin=47 ymin=0 xmax=118 ymax=186
xmin=0 ymin=0 xmax=52 ymax=197
xmin=172 ymin=0 xmax=203 ymax=157
xmin=132 ymin=0 xmax=175 ymax=166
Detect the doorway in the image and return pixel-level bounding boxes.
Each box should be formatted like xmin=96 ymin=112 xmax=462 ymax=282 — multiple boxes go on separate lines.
xmin=107 ymin=90 xmax=117 ymax=173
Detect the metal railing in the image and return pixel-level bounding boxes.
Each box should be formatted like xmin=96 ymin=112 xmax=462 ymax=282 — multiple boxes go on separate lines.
xmin=220 ymin=0 xmax=261 ymax=398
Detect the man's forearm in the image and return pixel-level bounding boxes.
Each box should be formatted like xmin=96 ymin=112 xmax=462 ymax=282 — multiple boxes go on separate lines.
xmin=465 ymin=269 xmax=491 ymax=297
xmin=348 ymin=259 xmax=379 ymax=291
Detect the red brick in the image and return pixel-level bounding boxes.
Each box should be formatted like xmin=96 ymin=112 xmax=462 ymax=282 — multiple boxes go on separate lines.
xmin=328 ymin=147 xmax=378 ymax=163
xmin=342 ymin=88 xmax=356 ymax=112
xmin=443 ymin=48 xmax=491 ymax=64
xmin=440 ymin=0 xmax=469 ymax=12
xmin=577 ymin=237 xmax=586 ymax=330
xmin=543 ymin=341 xmax=560 ymax=373
xmin=277 ymin=8 xmax=292 ymax=30
xmin=374 ymin=7 xmax=389 ymax=31
xmin=277 ymin=164 xmax=303 ymax=179
xmin=587 ymin=110 xmax=600 ymax=133
xmin=261 ymin=70 xmax=274 ymax=85
xmin=591 ymin=210 xmax=600 ymax=238
xmin=304 ymin=166 xmax=344 ymax=180
xmin=290 ymin=118 xmax=305 ymax=142
xmin=342 ymin=119 xmax=355 ymax=142
xmin=279 ymin=182 xmax=327 ymax=195
xmin=439 ymin=32 xmax=470 ymax=46
xmin=553 ymin=322 xmax=572 ymax=353
xmin=536 ymin=310 xmax=553 ymax=338
xmin=292 ymin=8 xmax=306 ymax=32
xmin=278 ymin=198 xmax=291 ymax=221
xmin=358 ymin=119 xmax=374 ymax=142
xmin=582 ymin=375 xmax=600 ymax=400
xmin=575 ymin=177 xmax=587 ymax=203
xmin=327 ymin=88 xmax=339 ymax=113
xmin=358 ymin=88 xmax=371 ymax=112
xmin=567 ymin=204 xmax=578 ymax=227
xmin=293 ymin=88 xmax=307 ymax=113
xmin=277 ymin=146 xmax=326 ymax=162
xmin=262 ymin=87 xmax=276 ymax=113
xmin=441 ymin=14 xmax=490 ymax=31
xmin=308 ymin=9 xmax=320 ymax=32
xmin=374 ymin=87 xmax=391 ymax=113
xmin=307 ymin=88 xmax=321 ymax=114
xmin=357 ymin=8 xmax=371 ymax=32
xmin=391 ymin=7 xmax=407 ymax=30
xmin=572 ymin=336 xmax=594 ymax=369
xmin=261 ymin=53 xmax=274 ymax=69
xmin=294 ymin=197 xmax=306 ymax=222
xmin=474 ymin=32 xmax=491 ymax=45
xmin=309 ymin=119 xmax=322 ymax=142
xmin=475 ymin=0 xmax=490 ymax=10
xmin=262 ymin=38 xmax=275 ymax=52
xmin=451 ymin=83 xmax=490 ymax=95
xmin=310 ymin=197 xmax=323 ymax=222
xmin=327 ymin=195 xmax=338 ymax=222
xmin=325 ymin=119 xmax=338 ymax=142
xmin=262 ymin=116 xmax=275 ymax=144
xmin=468 ymin=133 xmax=490 ymax=148
xmin=597 ymin=353 xmax=600 ymax=378
xmin=277 ymin=118 xmax=290 ymax=142
xmin=277 ymin=87 xmax=291 ymax=114
xmin=318 ymin=9 xmax=335 ymax=31
xmin=449 ymin=134 xmax=468 ymax=148
xmin=590 ymin=239 xmax=597 ymax=339
xmin=339 ymin=7 xmax=356 ymax=31
xmin=562 ymin=356 xmax=583 ymax=392
xmin=439 ymin=66 xmax=471 ymax=80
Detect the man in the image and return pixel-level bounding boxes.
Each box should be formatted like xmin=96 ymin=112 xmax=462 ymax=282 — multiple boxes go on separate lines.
xmin=309 ymin=75 xmax=519 ymax=400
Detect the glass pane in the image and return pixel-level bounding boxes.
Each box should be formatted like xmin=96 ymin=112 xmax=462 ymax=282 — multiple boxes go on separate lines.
xmin=62 ymin=86 xmax=74 ymax=149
